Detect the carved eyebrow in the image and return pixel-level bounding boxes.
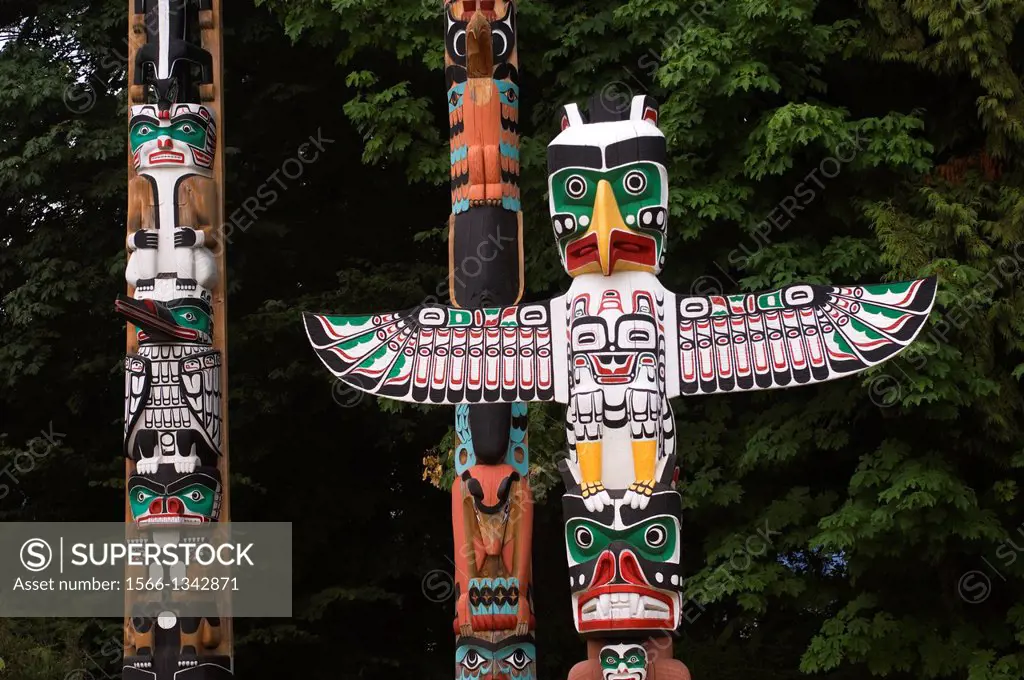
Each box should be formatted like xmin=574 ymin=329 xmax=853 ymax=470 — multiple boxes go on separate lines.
xmin=128 ymin=479 xmax=164 ymax=493
xmin=168 ymin=113 xmax=207 ymax=127
xmin=549 ymin=136 xmax=666 ymax=174
xmin=604 ymin=137 xmax=667 ymax=168
xmin=548 ymin=145 xmax=603 ymax=173
xmin=167 ymin=473 xmax=218 ymax=493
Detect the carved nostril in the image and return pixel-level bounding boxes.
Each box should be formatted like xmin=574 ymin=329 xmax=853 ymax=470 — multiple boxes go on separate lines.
xmin=166 ymin=497 xmax=184 ymax=514
xmin=590 ymin=551 xmax=616 ymax=588
xmin=148 ymin=499 xmax=163 ymax=514
xmin=618 ymin=549 xmax=646 ymax=585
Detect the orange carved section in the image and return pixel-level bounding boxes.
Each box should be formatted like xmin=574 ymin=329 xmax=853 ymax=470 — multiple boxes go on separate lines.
xmin=451 ymin=464 xmax=534 ymax=636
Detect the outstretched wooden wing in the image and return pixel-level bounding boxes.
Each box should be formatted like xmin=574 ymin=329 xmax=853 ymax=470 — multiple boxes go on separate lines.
xmin=670 ymin=277 xmax=937 ymax=397
xmin=303 ymin=301 xmax=566 ymax=404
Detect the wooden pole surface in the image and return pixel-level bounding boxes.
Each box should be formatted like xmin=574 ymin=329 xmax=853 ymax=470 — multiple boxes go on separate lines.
xmin=123 ymin=1 xmax=233 ymax=675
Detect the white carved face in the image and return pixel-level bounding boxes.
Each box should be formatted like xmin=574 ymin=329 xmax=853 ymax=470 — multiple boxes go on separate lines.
xmin=600 ymin=644 xmax=647 ymax=680
xmin=569 ymin=289 xmax=660 ymax=387
xmin=130 ymin=103 xmax=216 ymax=173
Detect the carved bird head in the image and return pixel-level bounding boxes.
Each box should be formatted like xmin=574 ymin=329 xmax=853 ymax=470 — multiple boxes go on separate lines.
xmin=547 ymin=92 xmax=668 ymax=278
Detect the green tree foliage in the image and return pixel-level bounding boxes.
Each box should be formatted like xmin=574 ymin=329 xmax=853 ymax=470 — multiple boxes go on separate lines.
xmin=1 ymin=0 xmax=1022 ymax=678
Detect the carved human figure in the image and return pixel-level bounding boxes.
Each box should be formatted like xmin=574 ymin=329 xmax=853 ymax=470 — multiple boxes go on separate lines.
xmin=127 ymin=103 xmax=218 ymax=298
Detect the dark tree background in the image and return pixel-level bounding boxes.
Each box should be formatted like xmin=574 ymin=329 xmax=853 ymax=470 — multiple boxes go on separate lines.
xmin=1 ymin=1 xmax=1023 ymax=679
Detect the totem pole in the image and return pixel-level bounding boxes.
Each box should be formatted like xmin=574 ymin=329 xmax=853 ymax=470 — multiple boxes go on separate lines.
xmin=121 ymin=1 xmax=232 ymax=678
xmin=445 ymin=2 xmax=535 ymax=677
xmin=303 ymin=87 xmax=937 ymax=678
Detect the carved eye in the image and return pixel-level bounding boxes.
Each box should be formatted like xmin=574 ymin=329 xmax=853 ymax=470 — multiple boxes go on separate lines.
xmin=572 ymin=321 xmax=606 ymax=350
xmin=136 ymin=491 xmax=147 ymax=503
xmin=645 ymin=525 xmax=667 ymax=548
xmin=503 ymin=648 xmax=531 ymax=670
xmin=187 ymin=490 xmax=204 ymax=502
xmin=180 ymin=123 xmax=194 ymax=134
xmin=565 ymin=175 xmax=587 ymax=199
xmin=574 ymin=526 xmax=593 ymax=548
xmin=491 ymin=12 xmax=515 ymax=61
xmin=617 ymin=320 xmax=656 ymax=350
xmin=629 ymin=329 xmax=650 ymax=343
xmin=183 ymin=312 xmax=197 ymax=322
xmin=623 ymin=170 xmax=647 ymax=195
xmin=492 ymin=31 xmax=508 ymax=58
xmin=461 ymin=650 xmax=486 ymax=671
xmin=138 ymin=125 xmax=151 ymax=136
xmin=453 ymin=29 xmax=467 ymax=57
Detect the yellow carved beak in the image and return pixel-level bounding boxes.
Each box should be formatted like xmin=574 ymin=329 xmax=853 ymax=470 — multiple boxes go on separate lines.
xmin=586 ymin=179 xmax=626 ymax=276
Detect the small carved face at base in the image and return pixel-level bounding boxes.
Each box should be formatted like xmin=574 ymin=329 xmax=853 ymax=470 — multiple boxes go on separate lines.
xmin=130 ymin=103 xmax=216 ymax=173
xmin=456 ymin=634 xmax=535 ymax=680
xmin=129 ymin=467 xmax=222 ymax=526
xmin=600 ymin=644 xmax=647 ymax=680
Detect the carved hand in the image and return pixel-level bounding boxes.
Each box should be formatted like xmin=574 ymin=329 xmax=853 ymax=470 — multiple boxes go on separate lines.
xmin=128 ymin=229 xmax=158 ymax=250
xmin=456 ymin=592 xmax=473 ymax=636
xmin=174 ymin=227 xmax=205 ymax=248
xmin=515 ymin=599 xmax=531 ymax=635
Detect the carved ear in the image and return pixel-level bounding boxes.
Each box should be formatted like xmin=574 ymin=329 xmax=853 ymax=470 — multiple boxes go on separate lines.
xmin=560 ymin=103 xmax=584 ymax=131
xmin=631 ymin=95 xmax=659 ymax=127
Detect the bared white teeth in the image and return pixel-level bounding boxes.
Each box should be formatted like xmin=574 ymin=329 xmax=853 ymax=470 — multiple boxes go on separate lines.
xmin=580 ymin=593 xmax=670 ymax=621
